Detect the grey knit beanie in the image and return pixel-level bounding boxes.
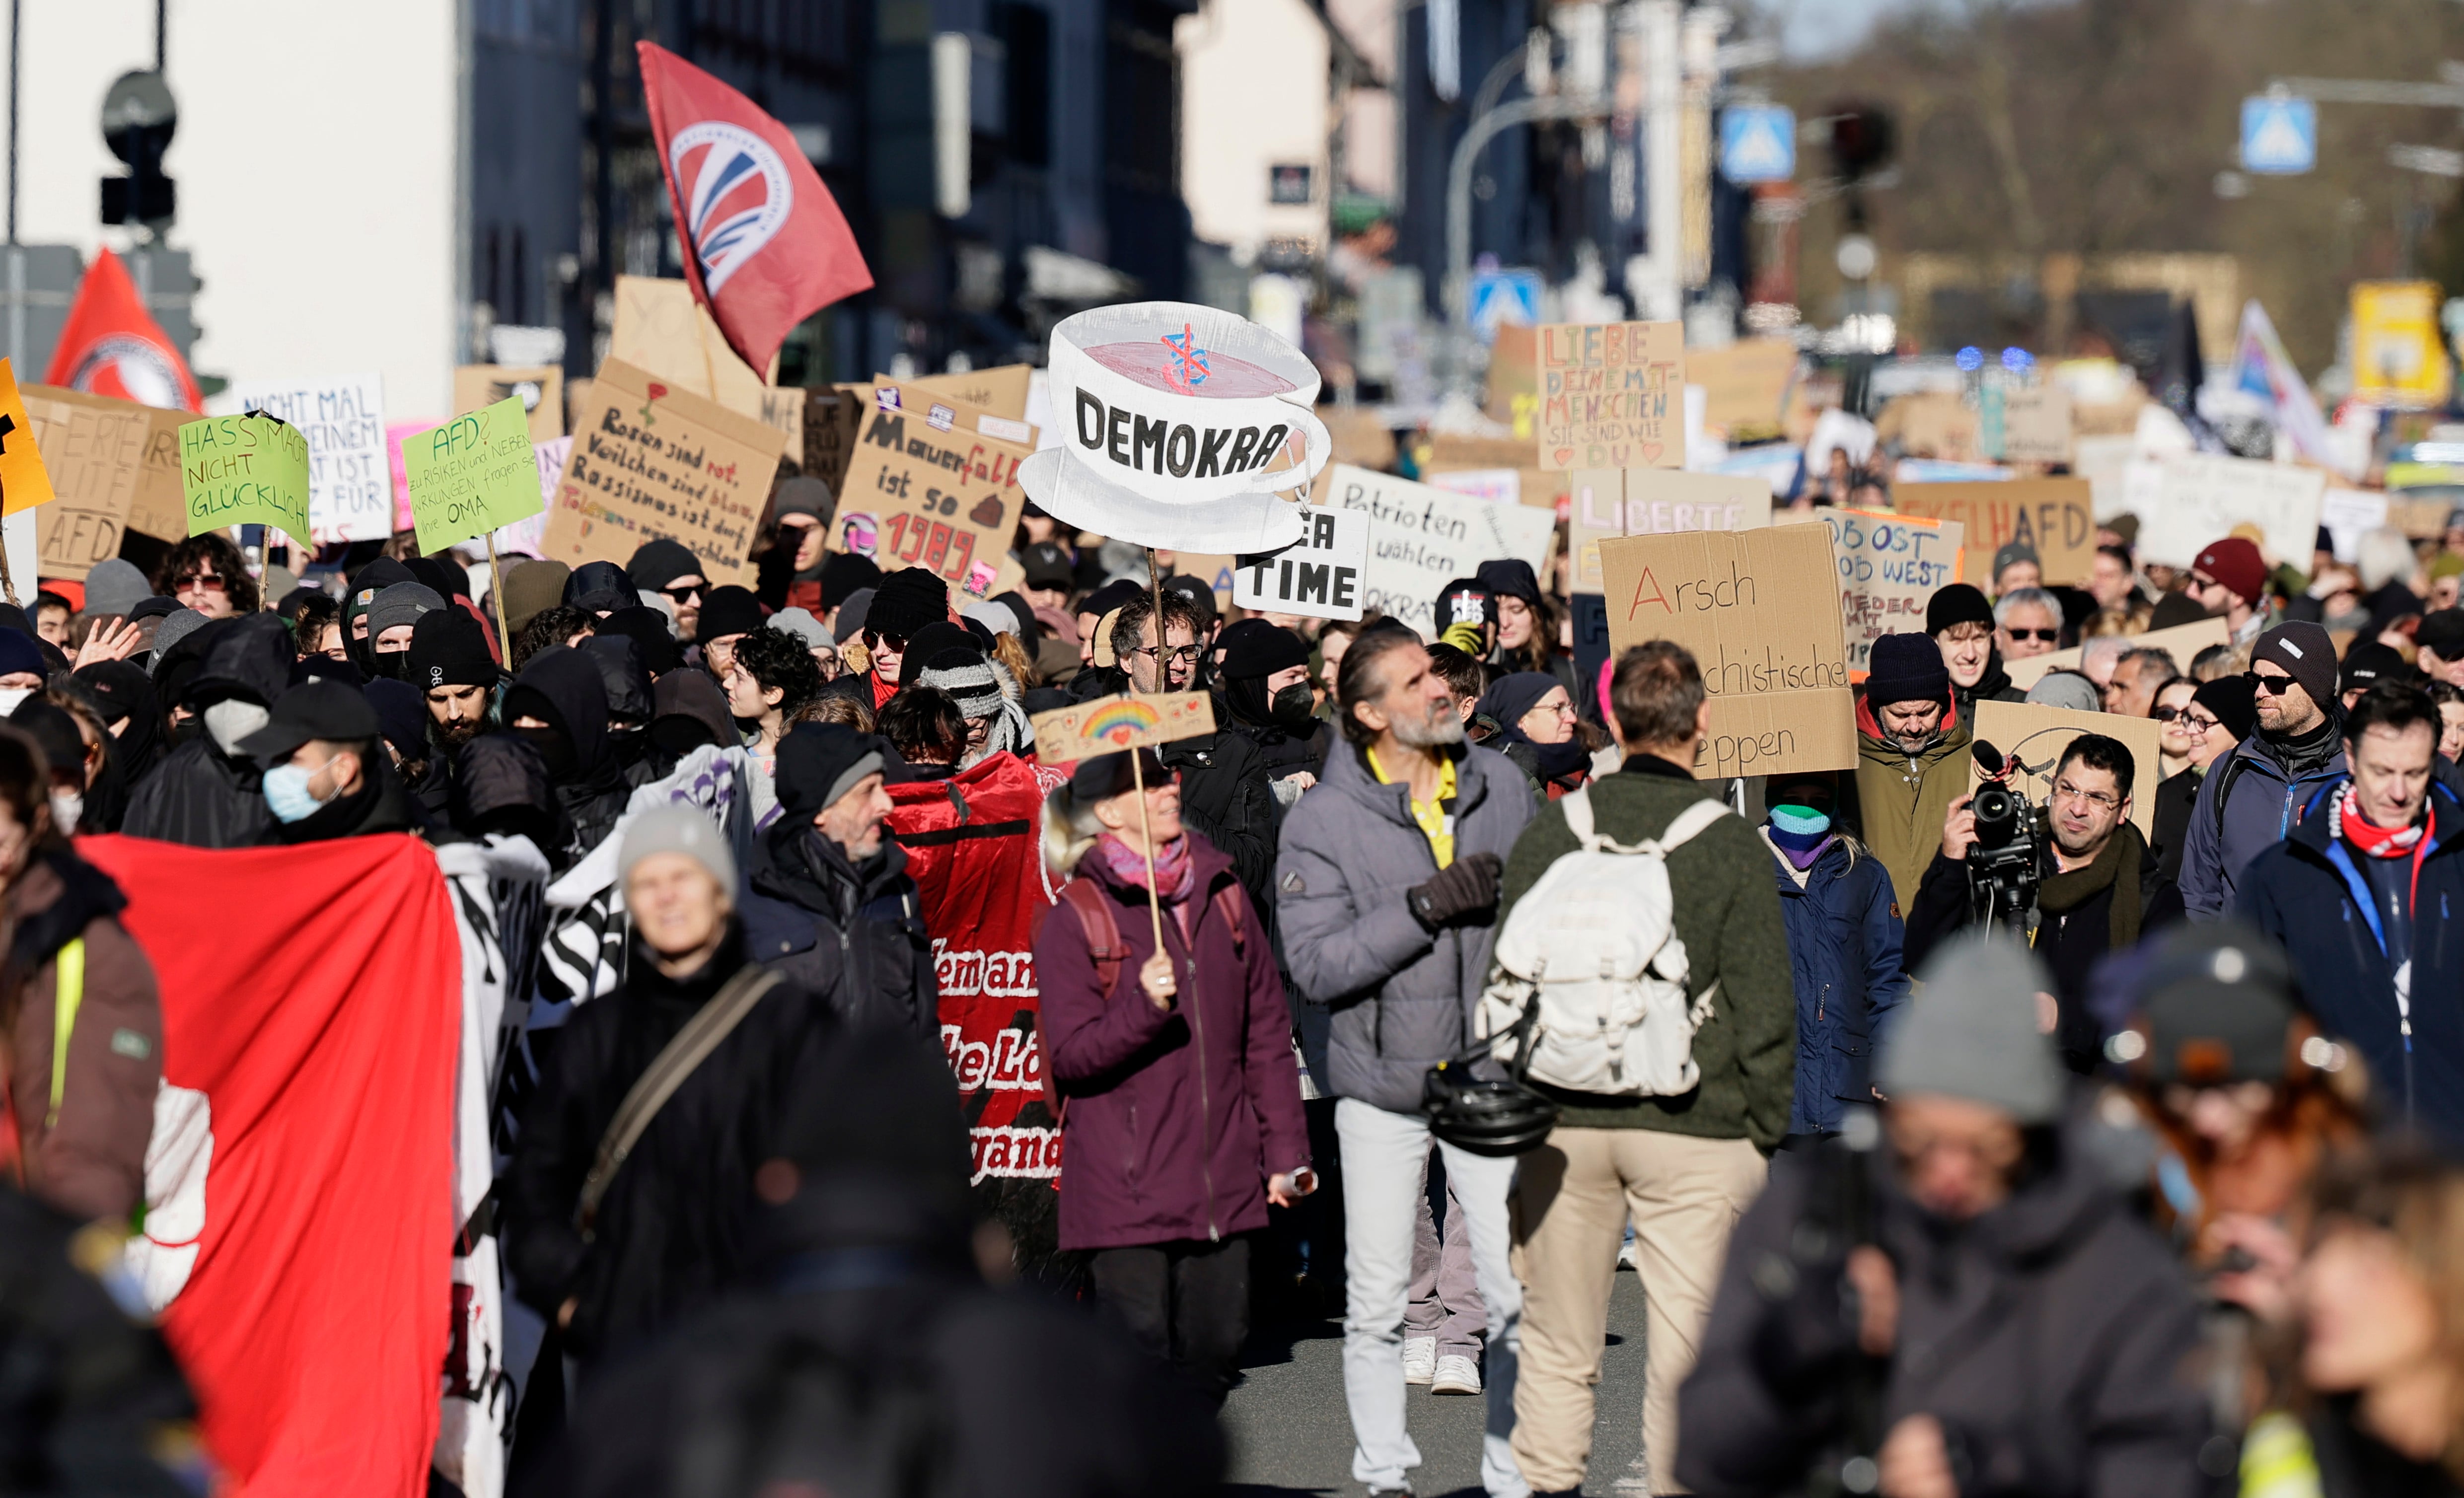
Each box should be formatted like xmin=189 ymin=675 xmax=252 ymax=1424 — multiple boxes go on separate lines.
xmin=617 ymin=804 xmax=738 ymax=893
xmin=81 ymin=559 xmax=151 ymax=619
xmin=367 ymin=582 xmax=447 ymax=640
xmin=1880 ymin=934 xmax=2066 ymax=1125
xmin=2024 ymin=670 xmax=2102 ymax=713
xmin=148 ymin=607 xmax=210 ymax=672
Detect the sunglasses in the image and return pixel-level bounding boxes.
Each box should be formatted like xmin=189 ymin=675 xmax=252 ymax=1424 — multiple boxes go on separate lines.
xmin=176 ymin=572 xmax=227 ymax=593
xmin=659 ymin=582 xmax=705 ymax=603
xmin=2002 ymin=627 xmax=2060 ymax=643
xmin=2248 ymin=671 xmax=2295 ymax=696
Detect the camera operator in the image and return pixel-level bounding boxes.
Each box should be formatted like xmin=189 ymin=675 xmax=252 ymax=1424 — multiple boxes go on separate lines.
xmin=1904 ymin=735 xmax=2183 ymax=1073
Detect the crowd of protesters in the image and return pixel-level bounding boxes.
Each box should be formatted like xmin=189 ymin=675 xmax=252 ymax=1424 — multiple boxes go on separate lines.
xmin=3 ymin=460 xmax=2464 ymax=1498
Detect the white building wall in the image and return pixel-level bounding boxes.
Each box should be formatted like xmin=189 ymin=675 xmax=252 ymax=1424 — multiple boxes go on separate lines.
xmin=12 ymin=0 xmax=461 ymax=416
xmin=1175 ymin=0 xmax=1328 ymax=265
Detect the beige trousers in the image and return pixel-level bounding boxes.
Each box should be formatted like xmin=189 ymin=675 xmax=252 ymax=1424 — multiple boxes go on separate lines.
xmin=1509 ymin=1128 xmax=1766 ymax=1495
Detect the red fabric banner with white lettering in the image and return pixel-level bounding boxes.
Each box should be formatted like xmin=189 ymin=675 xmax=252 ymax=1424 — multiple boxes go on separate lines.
xmin=80 ymin=834 xmax=460 ymax=1498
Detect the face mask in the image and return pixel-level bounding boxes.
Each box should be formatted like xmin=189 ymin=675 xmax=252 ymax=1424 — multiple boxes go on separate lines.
xmin=0 ymin=688 xmax=29 ymax=716
xmin=370 ymin=650 xmax=411 ymax=681
xmin=204 ymin=700 xmax=271 ymax=758
xmin=1269 ymin=682 xmax=1317 ymax=734
xmin=168 ymin=716 xmax=201 ymax=747
xmin=263 ymin=762 xmax=332 ymax=823
xmin=516 ymin=724 xmax=577 ymax=781
xmin=48 ymin=789 xmax=81 ymax=835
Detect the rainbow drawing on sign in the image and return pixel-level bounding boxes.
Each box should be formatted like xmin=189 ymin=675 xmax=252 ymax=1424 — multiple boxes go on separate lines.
xmin=1084 ymin=699 xmax=1163 ymax=744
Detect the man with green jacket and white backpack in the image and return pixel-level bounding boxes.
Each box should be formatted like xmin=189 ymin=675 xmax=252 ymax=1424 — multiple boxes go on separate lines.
xmin=1490 ymin=641 xmax=1794 ymax=1498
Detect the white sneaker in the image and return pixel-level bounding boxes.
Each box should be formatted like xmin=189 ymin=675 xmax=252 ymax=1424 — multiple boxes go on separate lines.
xmin=1430 ymin=1353 xmax=1482 ymax=1395
xmin=1401 ymin=1336 xmax=1438 ymax=1384
xmin=1618 ymin=1232 xmax=1639 ymax=1270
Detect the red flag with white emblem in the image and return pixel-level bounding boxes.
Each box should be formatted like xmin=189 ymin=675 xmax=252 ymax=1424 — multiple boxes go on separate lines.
xmin=43 ymin=248 xmax=202 ymax=412
xmin=637 ymin=42 xmax=873 ymax=376
xmin=79 ymin=834 xmax=460 ymax=1497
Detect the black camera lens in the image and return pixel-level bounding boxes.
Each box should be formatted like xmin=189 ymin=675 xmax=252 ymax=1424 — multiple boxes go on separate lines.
xmin=1973 ymin=785 xmax=2021 ymax=849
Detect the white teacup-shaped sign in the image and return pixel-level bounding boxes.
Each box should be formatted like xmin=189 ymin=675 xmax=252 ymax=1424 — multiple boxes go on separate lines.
xmin=1021 ymin=301 xmax=1332 ymax=552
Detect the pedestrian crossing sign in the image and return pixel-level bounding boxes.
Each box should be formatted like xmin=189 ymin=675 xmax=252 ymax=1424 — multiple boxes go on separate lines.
xmin=2240 ymin=94 xmax=2316 ymax=175
xmin=1720 ymin=106 xmax=1796 ymax=184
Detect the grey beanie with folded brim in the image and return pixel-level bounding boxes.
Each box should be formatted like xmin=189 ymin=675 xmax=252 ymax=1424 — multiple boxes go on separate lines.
xmin=1880 ymin=934 xmax=2066 ymax=1125
xmin=618 ymin=804 xmax=738 ymax=894
xmin=2024 ymin=670 xmax=2102 ymax=713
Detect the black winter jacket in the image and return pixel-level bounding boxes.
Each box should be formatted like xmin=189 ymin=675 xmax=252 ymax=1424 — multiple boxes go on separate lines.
xmin=740 ymin=822 xmax=938 ymax=1034
xmin=2240 ymin=780 xmax=2464 ymax=1141
xmin=502 ymin=925 xmax=830 ymax=1366
xmin=1677 ymin=1124 xmax=2211 ymax=1498
xmin=511 ymin=645 xmax=634 ymax=860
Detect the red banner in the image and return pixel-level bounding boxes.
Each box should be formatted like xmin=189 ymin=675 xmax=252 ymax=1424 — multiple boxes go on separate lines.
xmin=886 ymin=754 xmax=1062 ymax=1184
xmin=80 ymin=834 xmax=461 ymax=1498
xmin=42 ymin=248 xmax=203 ymax=412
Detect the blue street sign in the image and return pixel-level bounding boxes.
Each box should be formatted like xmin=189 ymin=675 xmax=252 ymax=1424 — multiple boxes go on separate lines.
xmin=1720 ymin=106 xmax=1797 ymax=184
xmin=1467 ymin=268 xmax=1543 ymax=342
xmin=2241 ymin=94 xmax=2316 ymax=175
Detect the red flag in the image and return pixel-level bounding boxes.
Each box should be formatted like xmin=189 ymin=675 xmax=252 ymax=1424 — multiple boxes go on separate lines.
xmin=43 ymin=248 xmax=203 ymax=412
xmin=637 ymin=41 xmax=872 ymax=375
xmin=79 ymin=834 xmax=461 ymax=1498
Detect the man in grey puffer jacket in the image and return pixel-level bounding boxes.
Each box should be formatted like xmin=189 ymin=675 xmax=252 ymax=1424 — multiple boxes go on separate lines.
xmin=1278 ymin=626 xmax=1538 ymax=1498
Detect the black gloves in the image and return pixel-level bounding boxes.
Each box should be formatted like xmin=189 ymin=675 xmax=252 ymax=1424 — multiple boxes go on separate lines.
xmin=1408 ymin=852 xmax=1504 ymax=931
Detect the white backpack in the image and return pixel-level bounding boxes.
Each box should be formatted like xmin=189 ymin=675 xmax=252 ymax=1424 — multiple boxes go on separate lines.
xmin=1476 ymin=788 xmax=1730 ymax=1096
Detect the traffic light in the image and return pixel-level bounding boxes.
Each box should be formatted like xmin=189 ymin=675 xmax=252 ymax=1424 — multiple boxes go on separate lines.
xmin=99 ymin=71 xmax=177 ymax=232
xmin=1826 ymin=104 xmax=1896 ymax=183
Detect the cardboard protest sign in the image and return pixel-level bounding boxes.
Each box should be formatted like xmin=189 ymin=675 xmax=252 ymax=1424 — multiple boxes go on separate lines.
xmin=1596 ymin=525 xmax=1856 ymax=780
xmin=25 ymin=392 xmax=143 ymax=579
xmin=179 ymin=413 xmax=312 ymax=548
xmin=402 ymin=398 xmax=544 ymax=555
xmin=1325 ymin=405 xmax=1399 ymax=471
xmin=1897 ymin=478 xmax=2094 ymax=589
xmin=1321 ymin=464 xmax=1556 ymax=639
xmin=1569 ymin=468 xmax=1771 ymax=590
xmin=1801 ymin=507 xmax=1965 ymax=678
xmin=1234 ymin=507 xmax=1369 ymax=621
xmin=804 ymin=387 xmax=867 ymax=494
xmin=222 ymin=374 xmax=390 ymax=543
xmin=25 ymin=386 xmax=183 ymax=542
xmin=884 ymin=364 xmax=1033 ymax=422
xmin=1485 ymin=323 xmax=1538 ymax=435
xmin=540 ymin=358 xmax=782 ymax=586
xmin=452 ymin=365 xmax=565 ymax=441
xmin=1687 ymin=339 xmax=1797 ymax=441
xmin=1967 ymin=699 xmax=2162 ymax=838
xmin=1877 ymin=391 xmax=1983 ymax=463
xmin=2129 ymin=454 xmax=2328 ymax=571
xmin=1537 ymin=321 xmax=1683 ymax=470
xmin=608 ymin=275 xmax=798 ymax=460
xmin=830 ymin=383 xmax=1033 ymax=606
xmin=1990 ymin=385 xmax=2073 ymax=465
xmin=482 ymin=434 xmax=569 ymax=559
xmin=2389 ymin=496 xmax=2453 ymax=540
xmin=2002 ymin=616 xmax=2232 ymax=691
xmin=1030 ymin=691 xmax=1218 ymax=764
xmin=2320 ymin=488 xmax=2390 ymax=563
xmin=0 ymin=359 xmax=56 ymax=517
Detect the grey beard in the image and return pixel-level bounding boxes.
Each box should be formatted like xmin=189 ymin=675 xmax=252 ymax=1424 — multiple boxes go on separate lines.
xmin=1393 ymin=711 xmax=1466 ymax=749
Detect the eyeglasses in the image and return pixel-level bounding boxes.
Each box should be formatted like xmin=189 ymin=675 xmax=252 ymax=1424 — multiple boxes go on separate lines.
xmin=176 ymin=572 xmax=227 ymax=594
xmin=2052 ymin=778 xmax=2121 ymax=813
xmin=1531 ymin=700 xmax=1578 ymax=719
xmin=1130 ymin=644 xmax=1204 ymax=665
xmin=2182 ymin=712 xmax=2222 ymax=733
xmin=2002 ymin=627 xmax=2059 ymax=643
xmin=2248 ymin=671 xmax=2295 ymax=697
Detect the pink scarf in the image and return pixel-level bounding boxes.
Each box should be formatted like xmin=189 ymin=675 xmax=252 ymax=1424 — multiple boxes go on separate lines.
xmin=1095 ymin=833 xmax=1197 ymax=912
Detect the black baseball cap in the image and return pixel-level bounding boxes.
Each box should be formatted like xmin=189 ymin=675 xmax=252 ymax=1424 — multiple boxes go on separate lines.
xmin=1020 ymin=542 xmax=1075 ymax=591
xmin=235 ymin=680 xmax=380 ymax=763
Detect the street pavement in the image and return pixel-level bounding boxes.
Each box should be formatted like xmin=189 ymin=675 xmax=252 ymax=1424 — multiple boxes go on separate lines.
xmin=1224 ymin=1267 xmax=1654 ymax=1498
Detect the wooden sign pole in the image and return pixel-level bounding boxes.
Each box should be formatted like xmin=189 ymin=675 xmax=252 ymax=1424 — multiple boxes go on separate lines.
xmin=484 ymin=534 xmax=512 ymax=663
xmin=1127 ymin=545 xmax=1171 ymax=955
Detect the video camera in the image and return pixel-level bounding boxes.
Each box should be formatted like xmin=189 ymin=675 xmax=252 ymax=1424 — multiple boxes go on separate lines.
xmin=1966 ymin=741 xmax=2049 ymax=931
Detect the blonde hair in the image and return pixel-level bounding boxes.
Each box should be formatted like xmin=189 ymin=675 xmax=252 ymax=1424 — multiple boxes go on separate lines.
xmin=1041 ymin=781 xmax=1108 ymax=877
xmin=990 ymin=630 xmax=1040 ymax=689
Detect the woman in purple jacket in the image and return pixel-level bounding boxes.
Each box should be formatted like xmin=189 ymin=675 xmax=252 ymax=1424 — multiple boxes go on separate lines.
xmin=1035 ymin=747 xmax=1314 ymax=1403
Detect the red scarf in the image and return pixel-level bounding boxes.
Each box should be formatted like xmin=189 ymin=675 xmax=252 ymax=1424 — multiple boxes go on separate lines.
xmin=2337 ymin=780 xmax=2432 ymax=908
xmin=870 ymin=669 xmax=899 ymax=711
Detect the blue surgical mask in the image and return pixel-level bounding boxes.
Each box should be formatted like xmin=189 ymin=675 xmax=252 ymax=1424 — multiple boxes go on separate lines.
xmin=263 ymin=762 xmax=329 ymax=823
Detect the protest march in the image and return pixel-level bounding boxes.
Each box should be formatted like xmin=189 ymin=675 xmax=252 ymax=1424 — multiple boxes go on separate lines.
xmin=18 ymin=7 xmax=2464 ymax=1498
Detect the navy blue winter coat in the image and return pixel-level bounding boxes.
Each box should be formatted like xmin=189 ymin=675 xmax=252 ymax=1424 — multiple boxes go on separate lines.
xmin=1766 ymin=833 xmax=1909 ymax=1136
xmin=2239 ymin=780 xmax=2464 ymax=1142
xmin=2180 ymin=731 xmax=2347 ymax=921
